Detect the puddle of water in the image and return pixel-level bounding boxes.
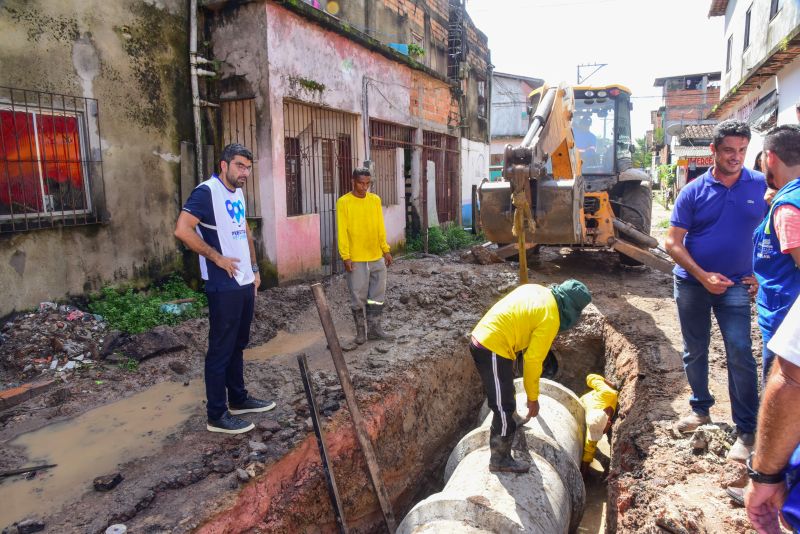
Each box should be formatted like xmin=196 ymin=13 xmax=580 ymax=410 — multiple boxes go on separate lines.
xmin=245 ymin=329 xmax=324 ymax=361
xmin=0 ymin=380 xmax=203 ymax=528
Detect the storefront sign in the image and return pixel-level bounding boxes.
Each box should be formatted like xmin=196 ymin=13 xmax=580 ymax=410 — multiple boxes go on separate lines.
xmin=688 ymin=156 xmax=714 ymax=167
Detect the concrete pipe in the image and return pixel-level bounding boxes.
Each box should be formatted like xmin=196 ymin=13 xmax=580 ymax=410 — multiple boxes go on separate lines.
xmin=398 ymin=378 xmax=586 ymax=534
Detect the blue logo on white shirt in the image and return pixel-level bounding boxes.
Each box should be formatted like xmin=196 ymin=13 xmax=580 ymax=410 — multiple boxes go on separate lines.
xmin=225 ymin=199 xmax=245 ymax=224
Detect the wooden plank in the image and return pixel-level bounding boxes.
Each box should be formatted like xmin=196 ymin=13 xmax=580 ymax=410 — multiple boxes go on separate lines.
xmin=311 ymin=283 xmax=397 ymax=533
xmin=609 ymin=238 xmax=674 ymax=274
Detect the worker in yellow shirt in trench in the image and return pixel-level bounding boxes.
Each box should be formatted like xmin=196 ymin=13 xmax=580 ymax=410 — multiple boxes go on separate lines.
xmin=470 ymin=280 xmax=592 ymax=473
xmin=580 ymin=374 xmax=619 ymax=476
xmin=337 ymin=167 xmax=393 ymax=345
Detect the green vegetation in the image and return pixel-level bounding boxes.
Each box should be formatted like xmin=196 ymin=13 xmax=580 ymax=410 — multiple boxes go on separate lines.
xmin=290 ymin=76 xmax=326 ymax=93
xmin=408 ymin=43 xmax=425 ymax=59
xmin=632 ymin=137 xmax=652 ymax=169
xmin=657 ymin=163 xmax=676 ymax=189
xmin=406 ymin=226 xmax=484 ymax=255
xmin=89 ymin=275 xmax=207 ymax=333
xmin=118 ymin=358 xmax=140 ymax=372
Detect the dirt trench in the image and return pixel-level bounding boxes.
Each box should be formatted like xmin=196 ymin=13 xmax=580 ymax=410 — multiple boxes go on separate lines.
xmin=0 ymin=203 xmax=758 ymax=534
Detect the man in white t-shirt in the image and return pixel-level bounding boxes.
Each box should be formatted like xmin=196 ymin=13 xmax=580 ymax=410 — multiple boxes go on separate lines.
xmin=175 ymin=143 xmax=276 ymax=435
xmin=744 ymin=297 xmax=800 ymax=533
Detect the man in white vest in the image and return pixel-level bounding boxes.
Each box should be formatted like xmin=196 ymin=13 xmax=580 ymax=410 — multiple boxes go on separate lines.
xmin=174 ymin=143 xmax=275 ymax=434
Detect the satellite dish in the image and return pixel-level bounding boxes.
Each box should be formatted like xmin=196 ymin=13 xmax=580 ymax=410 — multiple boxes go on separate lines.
xmin=666 ymin=123 xmax=686 ymax=136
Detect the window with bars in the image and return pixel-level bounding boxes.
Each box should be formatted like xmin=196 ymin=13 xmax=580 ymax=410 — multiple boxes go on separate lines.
xmin=0 ymin=87 xmax=105 ymax=233
xmin=369 ymin=119 xmax=414 ymax=206
xmin=221 ymin=99 xmax=261 ymax=218
xmin=282 ymin=100 xmax=360 ymax=218
xmin=422 ymin=130 xmax=459 ymax=224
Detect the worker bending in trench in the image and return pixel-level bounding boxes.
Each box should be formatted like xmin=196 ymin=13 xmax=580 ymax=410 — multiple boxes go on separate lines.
xmin=579 ymin=374 xmax=619 ymax=476
xmin=470 ymin=279 xmax=592 ymax=473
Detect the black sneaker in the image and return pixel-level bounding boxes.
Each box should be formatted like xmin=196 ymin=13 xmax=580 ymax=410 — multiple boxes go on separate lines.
xmin=229 ymin=397 xmax=276 ymax=415
xmin=207 ymin=411 xmax=255 ymax=434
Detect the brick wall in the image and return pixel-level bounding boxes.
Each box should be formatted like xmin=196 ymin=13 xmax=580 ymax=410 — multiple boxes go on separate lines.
xmin=665 ymin=87 xmax=720 ymax=123
xmin=410 ymin=72 xmax=458 ymax=127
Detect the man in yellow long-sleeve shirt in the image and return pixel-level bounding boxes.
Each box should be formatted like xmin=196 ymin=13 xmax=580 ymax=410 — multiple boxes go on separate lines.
xmin=337 ymin=168 xmax=393 ymax=344
xmin=579 ymin=374 xmax=618 ymax=476
xmin=470 ymin=279 xmax=592 ymax=473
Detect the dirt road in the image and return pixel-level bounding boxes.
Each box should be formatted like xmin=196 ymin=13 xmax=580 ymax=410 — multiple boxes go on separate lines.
xmin=0 ymin=197 xmax=758 ymax=533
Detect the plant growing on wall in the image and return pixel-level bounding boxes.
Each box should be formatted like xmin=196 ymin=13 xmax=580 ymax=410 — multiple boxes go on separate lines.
xmin=289 ymin=76 xmax=326 ymax=93
xmin=408 ymin=43 xmax=425 ymax=59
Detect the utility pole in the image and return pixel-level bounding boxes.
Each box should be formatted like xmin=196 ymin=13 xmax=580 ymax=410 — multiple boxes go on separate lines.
xmin=576 ymin=63 xmax=607 ymax=84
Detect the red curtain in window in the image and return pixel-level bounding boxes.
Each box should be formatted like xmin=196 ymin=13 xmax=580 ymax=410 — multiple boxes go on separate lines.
xmin=1 ymin=110 xmax=41 ymax=213
xmin=0 ymin=110 xmax=84 ymax=214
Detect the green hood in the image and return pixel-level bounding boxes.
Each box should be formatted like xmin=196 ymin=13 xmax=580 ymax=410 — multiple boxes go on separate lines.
xmin=550 ymin=279 xmax=592 ymax=332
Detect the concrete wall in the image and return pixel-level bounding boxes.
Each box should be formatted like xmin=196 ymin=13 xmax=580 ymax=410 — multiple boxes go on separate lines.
xmin=209 ymin=2 xmax=453 ymax=282
xmin=0 ymin=0 xmax=191 ymax=316
xmin=777 ymin=54 xmax=800 ymax=124
xmin=721 ymin=0 xmax=800 ymax=96
xmin=460 ymin=138 xmax=489 ymax=227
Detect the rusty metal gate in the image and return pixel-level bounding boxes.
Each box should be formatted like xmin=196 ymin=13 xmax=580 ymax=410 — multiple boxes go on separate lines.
xmin=422 ymin=130 xmax=459 ymax=225
xmin=369 ymin=119 xmax=414 ymax=207
xmin=283 ymin=100 xmax=360 ymax=275
xmin=221 ymin=98 xmax=261 ymax=218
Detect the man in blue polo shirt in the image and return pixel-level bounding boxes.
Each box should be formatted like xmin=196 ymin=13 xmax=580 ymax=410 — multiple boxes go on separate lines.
xmin=174 ymin=143 xmax=276 ymax=434
xmin=665 ymin=119 xmax=767 ymax=463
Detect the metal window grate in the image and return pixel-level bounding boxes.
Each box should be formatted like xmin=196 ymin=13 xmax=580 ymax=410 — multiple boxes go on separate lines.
xmin=282 ymin=100 xmax=360 ymax=275
xmin=422 ymin=130 xmax=459 ymax=224
xmin=0 ymin=86 xmax=106 ymax=233
xmin=369 ymin=119 xmax=414 ymax=206
xmin=221 ymin=99 xmax=261 ymax=218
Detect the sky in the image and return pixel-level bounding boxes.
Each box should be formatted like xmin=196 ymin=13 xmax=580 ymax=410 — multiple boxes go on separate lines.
xmin=465 ymin=0 xmax=724 ymax=140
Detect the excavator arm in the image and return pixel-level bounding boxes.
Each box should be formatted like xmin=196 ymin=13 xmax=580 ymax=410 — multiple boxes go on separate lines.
xmin=481 ymin=82 xmax=674 ymax=279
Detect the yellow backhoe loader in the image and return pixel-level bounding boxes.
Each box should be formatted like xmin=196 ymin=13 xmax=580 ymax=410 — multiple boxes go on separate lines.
xmin=479 ymin=83 xmax=673 ymax=282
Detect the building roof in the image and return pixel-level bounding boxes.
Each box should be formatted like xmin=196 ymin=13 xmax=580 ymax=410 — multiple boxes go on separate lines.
xmin=681 ymin=124 xmax=715 ymax=140
xmin=673 ymin=146 xmax=712 ymax=158
xmin=710 ymin=25 xmax=800 ymax=119
xmin=493 ymin=71 xmax=544 ymax=86
xmin=654 ymin=71 xmax=721 ymax=87
xmin=708 ymin=0 xmax=729 ymax=17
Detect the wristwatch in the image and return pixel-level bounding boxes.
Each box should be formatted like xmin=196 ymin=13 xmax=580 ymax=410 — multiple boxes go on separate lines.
xmin=251 ymin=264 xmax=259 ymax=273
xmin=746 ymin=453 xmax=785 ymax=484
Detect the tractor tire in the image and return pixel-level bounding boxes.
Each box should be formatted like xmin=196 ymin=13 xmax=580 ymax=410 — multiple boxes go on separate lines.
xmin=616 ymin=182 xmax=653 ymax=266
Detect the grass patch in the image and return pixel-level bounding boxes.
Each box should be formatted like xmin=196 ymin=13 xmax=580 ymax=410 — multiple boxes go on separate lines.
xmin=657 ymin=219 xmax=670 ymax=229
xmin=406 ymin=226 xmax=484 ymax=255
xmin=118 ymin=358 xmax=140 ymax=372
xmin=89 ymin=275 xmax=207 ymax=333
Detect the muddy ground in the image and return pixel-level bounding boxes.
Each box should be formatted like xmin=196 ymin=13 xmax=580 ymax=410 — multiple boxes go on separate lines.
xmin=0 ymin=201 xmax=761 ymax=534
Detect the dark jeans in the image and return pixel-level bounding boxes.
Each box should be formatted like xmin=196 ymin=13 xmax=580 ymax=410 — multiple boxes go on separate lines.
xmin=470 ymin=342 xmax=517 ymax=438
xmin=205 ymin=285 xmax=254 ymax=420
xmin=674 ymin=277 xmax=759 ymax=433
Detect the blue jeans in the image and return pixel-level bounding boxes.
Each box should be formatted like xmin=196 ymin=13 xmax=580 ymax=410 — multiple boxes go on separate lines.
xmin=674 ymin=277 xmax=759 ymax=434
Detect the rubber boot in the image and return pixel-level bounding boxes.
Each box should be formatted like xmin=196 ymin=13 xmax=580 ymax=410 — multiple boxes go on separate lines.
xmin=366 ymin=303 xmax=394 ymax=341
xmin=489 ymin=433 xmax=529 ymax=473
xmin=352 ymin=308 xmax=366 ymax=345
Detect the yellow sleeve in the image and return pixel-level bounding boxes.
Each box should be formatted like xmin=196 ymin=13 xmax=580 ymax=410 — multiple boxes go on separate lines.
xmin=337 ymin=197 xmax=350 ymax=260
xmin=583 ymin=439 xmax=598 ymax=464
xmin=521 ymin=317 xmax=559 ymax=401
xmin=376 ymin=196 xmax=390 ymax=254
